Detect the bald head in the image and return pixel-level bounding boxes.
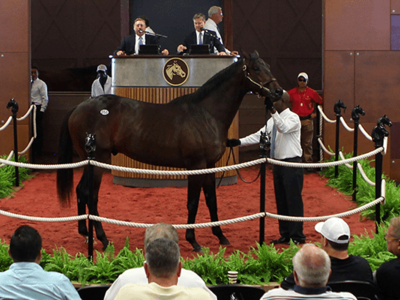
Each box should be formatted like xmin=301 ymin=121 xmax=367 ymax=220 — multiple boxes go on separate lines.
xmin=144 ymin=223 xmax=179 ymax=250
xmin=292 ymin=244 xmax=331 ymax=288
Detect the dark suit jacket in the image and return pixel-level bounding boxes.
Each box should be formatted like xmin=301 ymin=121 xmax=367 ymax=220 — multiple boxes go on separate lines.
xmin=114 ymin=34 xmax=160 ymax=55
xmin=180 ymin=30 xmax=225 ymax=54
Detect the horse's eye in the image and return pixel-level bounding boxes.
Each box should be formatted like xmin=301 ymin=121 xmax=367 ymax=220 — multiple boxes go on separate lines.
xmin=253 ymin=67 xmax=260 ymax=72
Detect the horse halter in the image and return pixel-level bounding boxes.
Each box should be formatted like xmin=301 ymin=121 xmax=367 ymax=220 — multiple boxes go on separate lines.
xmin=243 ymin=63 xmax=278 ymax=98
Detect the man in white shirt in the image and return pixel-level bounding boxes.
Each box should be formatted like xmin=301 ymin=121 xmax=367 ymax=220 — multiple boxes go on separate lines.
xmin=31 ymin=66 xmax=48 ymax=158
xmin=104 ymin=223 xmax=217 ymax=300
xmin=204 ymin=6 xmax=238 ymax=55
xmin=91 ymin=64 xmax=112 ymax=97
xmin=260 ymin=244 xmax=357 ymax=300
xmin=227 ymin=92 xmax=306 ymax=245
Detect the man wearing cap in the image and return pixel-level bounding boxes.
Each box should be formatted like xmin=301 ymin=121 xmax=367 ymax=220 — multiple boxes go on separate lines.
xmin=280 ymin=217 xmax=373 ymax=290
xmin=374 ymin=216 xmax=400 ymax=300
xmin=114 ymin=17 xmax=169 ymax=56
xmin=288 ymin=73 xmax=323 ymax=171
xmin=91 ymin=64 xmax=112 ymax=97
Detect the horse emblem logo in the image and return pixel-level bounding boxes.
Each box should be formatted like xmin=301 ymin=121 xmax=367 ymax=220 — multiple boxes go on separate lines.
xmin=163 ymin=58 xmax=189 ymax=86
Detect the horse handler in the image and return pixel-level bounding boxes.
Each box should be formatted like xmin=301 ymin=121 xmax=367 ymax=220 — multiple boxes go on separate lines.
xmin=227 ymin=92 xmax=306 ymax=245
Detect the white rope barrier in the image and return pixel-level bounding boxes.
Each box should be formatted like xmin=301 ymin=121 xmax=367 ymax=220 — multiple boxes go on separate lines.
xmin=357 ymin=162 xmax=375 ymax=186
xmin=0 ymin=209 xmax=87 ymax=222
xmin=0 ymin=158 xmax=88 ymax=170
xmin=339 ymin=151 xmax=353 ymax=169
xmin=383 ymin=136 xmax=388 ymax=155
xmin=18 ymin=137 xmax=35 ymax=155
xmin=382 ymin=179 xmax=386 ymax=204
xmin=340 ymin=116 xmax=355 ymax=132
xmin=0 ymin=196 xmax=384 ymax=229
xmin=318 ymin=137 xmax=335 ymax=156
xmin=359 ymin=124 xmax=373 ymax=141
xmin=0 ymin=151 xmax=14 ymax=168
xmin=16 ymin=105 xmax=35 ymax=121
xmin=318 ymin=105 xmax=336 ymax=123
xmin=0 ymin=117 xmax=12 ymax=131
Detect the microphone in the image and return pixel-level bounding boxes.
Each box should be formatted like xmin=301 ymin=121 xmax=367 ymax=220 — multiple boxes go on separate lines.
xmin=138 ymin=29 xmax=168 ymax=39
xmin=200 ymin=28 xmax=217 ymax=38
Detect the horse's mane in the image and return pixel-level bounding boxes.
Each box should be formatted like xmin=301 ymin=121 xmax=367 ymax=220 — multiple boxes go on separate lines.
xmin=170 ymin=57 xmax=245 ymax=105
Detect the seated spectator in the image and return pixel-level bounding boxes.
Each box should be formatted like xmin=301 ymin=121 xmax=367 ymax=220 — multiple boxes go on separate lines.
xmin=177 ymin=13 xmax=227 ymax=55
xmin=280 ymin=217 xmax=373 ymax=290
xmin=260 ymin=244 xmax=357 ymax=299
xmin=104 ymin=223 xmax=216 ymax=300
xmin=114 ymin=17 xmax=168 ymax=56
xmin=0 ymin=225 xmax=80 ymax=300
xmin=114 ymin=238 xmax=213 ymax=300
xmin=91 ymin=64 xmax=111 ymax=97
xmin=374 ymin=216 xmax=400 ymax=300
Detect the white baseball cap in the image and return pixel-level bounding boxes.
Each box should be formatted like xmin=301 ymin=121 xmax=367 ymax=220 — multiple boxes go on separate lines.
xmin=97 ymin=64 xmax=107 ymax=72
xmin=297 ymin=72 xmax=308 ymax=81
xmin=315 ymin=217 xmax=350 ymax=244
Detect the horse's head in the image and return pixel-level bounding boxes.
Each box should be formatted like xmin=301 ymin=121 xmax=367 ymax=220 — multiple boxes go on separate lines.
xmin=241 ymin=50 xmax=283 ymax=101
xmin=377 ymin=115 xmax=392 ymax=128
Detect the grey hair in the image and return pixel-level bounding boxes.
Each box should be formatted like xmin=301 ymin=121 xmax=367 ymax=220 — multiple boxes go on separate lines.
xmin=144 ymin=223 xmax=179 ymax=249
xmin=208 ymin=6 xmax=221 ymax=17
xmin=193 ymin=13 xmax=206 ymax=21
xmin=390 ymin=217 xmax=400 ymax=238
xmin=292 ymin=244 xmax=331 ymax=287
xmin=146 ymin=238 xmax=180 ymax=278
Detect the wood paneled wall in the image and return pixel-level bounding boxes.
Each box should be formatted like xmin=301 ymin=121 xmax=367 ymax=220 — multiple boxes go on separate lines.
xmin=0 ymin=0 xmax=30 ymax=158
xmin=324 ymin=0 xmax=396 ymax=179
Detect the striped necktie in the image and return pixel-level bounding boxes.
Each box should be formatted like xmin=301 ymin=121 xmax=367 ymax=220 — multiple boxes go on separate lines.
xmin=199 ymin=32 xmax=203 ymax=45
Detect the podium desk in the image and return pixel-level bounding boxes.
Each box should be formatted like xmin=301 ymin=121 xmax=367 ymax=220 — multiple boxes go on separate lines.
xmin=111 ymin=55 xmax=238 ymax=187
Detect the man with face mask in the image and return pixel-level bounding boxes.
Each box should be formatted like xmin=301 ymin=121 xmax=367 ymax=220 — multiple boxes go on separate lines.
xmin=91 ymin=64 xmax=112 ymax=97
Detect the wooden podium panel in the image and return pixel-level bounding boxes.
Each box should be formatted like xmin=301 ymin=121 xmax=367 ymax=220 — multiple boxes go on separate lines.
xmin=111 ymin=56 xmax=239 ymax=187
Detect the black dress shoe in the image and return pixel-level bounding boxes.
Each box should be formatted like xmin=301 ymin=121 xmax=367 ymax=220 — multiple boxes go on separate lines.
xmin=271 ymin=236 xmax=290 ymax=245
xmin=290 ymin=239 xmax=306 ymax=245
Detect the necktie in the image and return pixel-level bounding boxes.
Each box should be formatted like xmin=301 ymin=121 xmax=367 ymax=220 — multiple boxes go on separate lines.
xmin=138 ymin=36 xmax=143 ymax=46
xmin=270 ymin=124 xmax=277 ymax=159
xmin=199 ymin=32 xmax=203 ymax=45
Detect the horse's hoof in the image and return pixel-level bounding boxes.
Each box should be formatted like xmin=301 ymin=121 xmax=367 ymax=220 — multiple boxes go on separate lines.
xmin=84 ymin=236 xmax=95 ymax=244
xmin=192 ymin=246 xmax=203 ymax=253
xmin=219 ymin=236 xmax=231 ymax=246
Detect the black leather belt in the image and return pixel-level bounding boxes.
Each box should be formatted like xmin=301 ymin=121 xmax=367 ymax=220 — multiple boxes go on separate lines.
xmin=299 ymin=114 xmax=312 ymax=120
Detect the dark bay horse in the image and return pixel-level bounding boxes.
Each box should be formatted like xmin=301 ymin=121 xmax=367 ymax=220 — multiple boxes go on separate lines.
xmin=57 ymin=51 xmax=283 ymax=251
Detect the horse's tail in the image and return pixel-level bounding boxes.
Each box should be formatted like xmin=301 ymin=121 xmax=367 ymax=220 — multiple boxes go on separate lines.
xmin=57 ymin=108 xmax=76 ymax=206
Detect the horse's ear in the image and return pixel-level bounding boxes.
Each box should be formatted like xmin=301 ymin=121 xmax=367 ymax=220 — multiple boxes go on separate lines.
xmin=240 ymin=49 xmax=250 ymax=60
xmin=254 ymin=50 xmax=260 ymax=59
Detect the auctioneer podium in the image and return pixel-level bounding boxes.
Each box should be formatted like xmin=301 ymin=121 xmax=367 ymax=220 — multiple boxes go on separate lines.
xmin=111 ymin=55 xmax=238 ymax=187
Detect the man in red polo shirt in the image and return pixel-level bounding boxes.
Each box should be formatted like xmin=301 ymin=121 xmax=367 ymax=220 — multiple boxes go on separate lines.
xmin=288 ymin=72 xmax=323 ymax=171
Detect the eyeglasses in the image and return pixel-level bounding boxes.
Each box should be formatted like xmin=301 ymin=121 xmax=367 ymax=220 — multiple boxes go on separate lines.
xmin=298 ymin=78 xmax=306 ymax=82
xmin=384 ymin=234 xmax=399 ymax=242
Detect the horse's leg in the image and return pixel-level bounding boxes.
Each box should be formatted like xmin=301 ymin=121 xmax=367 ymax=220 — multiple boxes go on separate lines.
xmin=89 ymin=167 xmax=109 ymax=250
xmin=76 ymin=166 xmax=109 ymax=250
xmin=186 ymin=174 xmax=203 ymax=252
xmin=203 ymin=173 xmax=230 ymax=245
xmin=76 ymin=173 xmax=89 ymax=238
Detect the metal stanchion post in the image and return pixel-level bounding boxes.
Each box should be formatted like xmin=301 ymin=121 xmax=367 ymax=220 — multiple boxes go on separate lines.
xmin=372 ymin=115 xmax=391 ymax=233
xmin=333 ymin=100 xmax=346 ymax=178
xmin=351 ymin=105 xmax=365 ymax=202
xmin=6 ymin=99 xmax=19 ymax=187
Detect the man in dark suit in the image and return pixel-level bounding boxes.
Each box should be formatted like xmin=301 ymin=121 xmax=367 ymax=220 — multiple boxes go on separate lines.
xmin=177 ymin=13 xmax=227 ymax=55
xmin=114 ymin=17 xmax=169 ymax=56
